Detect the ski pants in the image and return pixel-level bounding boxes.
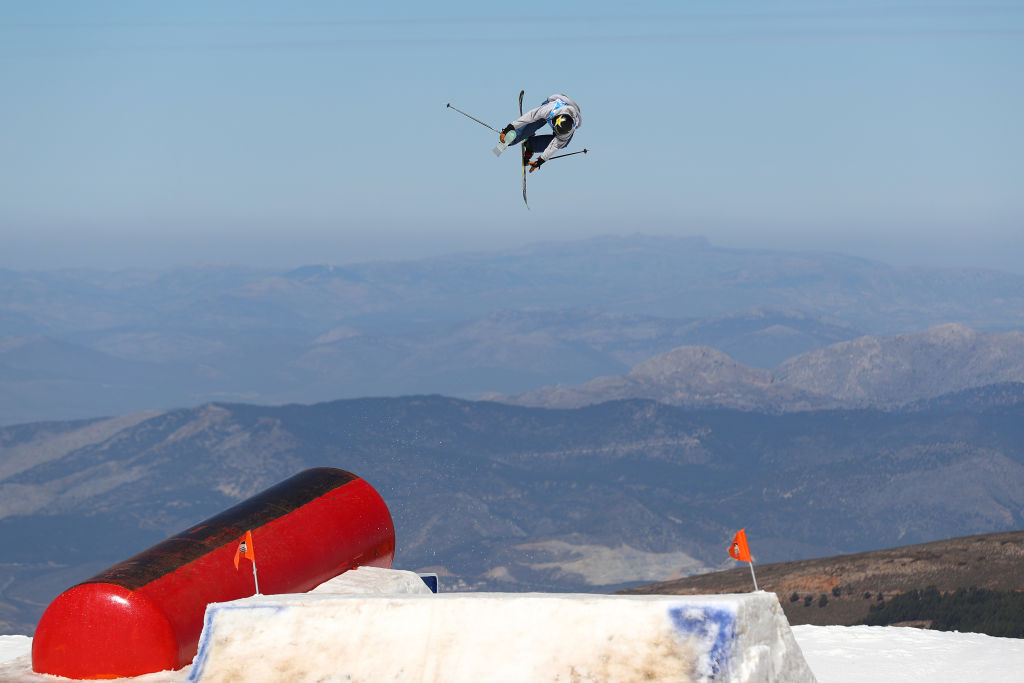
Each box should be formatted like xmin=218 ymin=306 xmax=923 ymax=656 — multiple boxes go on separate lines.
xmin=514 ymin=119 xmax=573 ymax=155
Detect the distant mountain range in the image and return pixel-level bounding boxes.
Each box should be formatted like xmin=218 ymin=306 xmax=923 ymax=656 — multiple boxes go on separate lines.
xmin=4 ymin=234 xmax=1024 ymax=638
xmin=496 ymin=324 xmax=1024 ymax=411
xmin=3 ymin=234 xmax=1024 ymax=424
xmin=3 ymin=389 xmax=1024 ymax=634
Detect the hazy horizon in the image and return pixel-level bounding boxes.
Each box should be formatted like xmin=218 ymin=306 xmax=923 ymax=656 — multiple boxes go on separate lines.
xmin=3 ymin=231 xmax=1024 ymax=277
xmin=3 ymin=1 xmax=1022 ymax=274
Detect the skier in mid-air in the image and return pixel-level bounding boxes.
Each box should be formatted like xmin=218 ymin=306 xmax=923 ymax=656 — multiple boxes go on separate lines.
xmin=499 ymin=93 xmax=581 ymax=173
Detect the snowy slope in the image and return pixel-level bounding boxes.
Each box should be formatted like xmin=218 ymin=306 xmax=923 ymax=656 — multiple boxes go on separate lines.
xmin=792 ymin=625 xmax=1024 ymax=682
xmin=5 ymin=622 xmax=1024 ymax=681
xmin=3 ymin=568 xmax=1023 ymax=682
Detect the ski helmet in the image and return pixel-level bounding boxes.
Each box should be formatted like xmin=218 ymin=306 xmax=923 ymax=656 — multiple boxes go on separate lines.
xmin=552 ymin=114 xmax=574 ymax=135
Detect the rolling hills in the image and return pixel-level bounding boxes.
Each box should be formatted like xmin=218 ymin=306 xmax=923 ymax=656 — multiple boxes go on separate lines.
xmin=5 ymin=234 xmax=1024 ymax=424
xmin=497 ymin=324 xmax=1024 ymax=411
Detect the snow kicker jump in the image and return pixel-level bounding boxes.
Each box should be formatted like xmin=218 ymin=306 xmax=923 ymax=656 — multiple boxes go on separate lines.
xmin=31 ymin=468 xmax=395 ymax=679
xmin=187 ymin=584 xmax=817 ymax=682
xmin=446 ymin=91 xmax=588 ymax=208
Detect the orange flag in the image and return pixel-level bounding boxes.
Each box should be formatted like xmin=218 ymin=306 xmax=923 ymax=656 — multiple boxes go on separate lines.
xmin=233 ymin=530 xmax=255 ymax=569
xmin=729 ymin=528 xmax=752 ymax=562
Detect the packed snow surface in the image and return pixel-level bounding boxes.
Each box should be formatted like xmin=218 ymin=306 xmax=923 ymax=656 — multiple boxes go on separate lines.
xmin=5 ymin=625 xmax=1024 ymax=682
xmin=791 ymin=624 xmax=1024 ymax=682
xmin=187 ymin=590 xmax=812 ymax=682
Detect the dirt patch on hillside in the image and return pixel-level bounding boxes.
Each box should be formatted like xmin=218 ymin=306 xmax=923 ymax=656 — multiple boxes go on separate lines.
xmin=620 ymin=530 xmax=1024 ymax=626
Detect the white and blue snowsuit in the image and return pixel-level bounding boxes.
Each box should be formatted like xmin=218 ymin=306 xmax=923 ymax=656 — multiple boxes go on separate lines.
xmin=508 ymin=94 xmax=582 ymax=161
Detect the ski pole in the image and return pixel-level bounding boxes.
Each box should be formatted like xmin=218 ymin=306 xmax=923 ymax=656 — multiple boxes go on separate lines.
xmin=446 ymin=103 xmax=499 ymax=133
xmin=549 ymin=148 xmax=589 ymax=161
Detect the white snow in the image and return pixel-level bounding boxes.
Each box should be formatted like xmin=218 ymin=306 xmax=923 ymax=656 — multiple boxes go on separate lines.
xmin=309 ymin=565 xmax=434 ymax=596
xmin=0 ymin=637 xmax=30 ymax=667
xmin=791 ymin=624 xmax=1024 ymax=683
xmin=3 ymin=568 xmax=1023 ymax=682
xmin=187 ymin=590 xmax=813 ymax=682
xmin=6 ymin=624 xmax=1024 ymax=682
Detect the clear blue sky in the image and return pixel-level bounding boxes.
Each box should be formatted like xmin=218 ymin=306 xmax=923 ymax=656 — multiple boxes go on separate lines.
xmin=2 ymin=1 xmax=1022 ymax=271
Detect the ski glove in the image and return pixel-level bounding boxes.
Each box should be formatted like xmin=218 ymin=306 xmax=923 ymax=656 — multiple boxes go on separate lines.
xmin=500 ymin=124 xmax=515 ymax=143
xmin=529 ymin=158 xmax=545 ymax=173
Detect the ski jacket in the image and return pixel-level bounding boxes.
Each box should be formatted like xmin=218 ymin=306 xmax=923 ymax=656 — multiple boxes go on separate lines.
xmin=511 ymin=93 xmax=582 ymax=161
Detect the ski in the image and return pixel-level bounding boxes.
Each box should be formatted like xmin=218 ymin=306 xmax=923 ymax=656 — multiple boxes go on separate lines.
xmin=519 ymin=90 xmax=528 ymax=209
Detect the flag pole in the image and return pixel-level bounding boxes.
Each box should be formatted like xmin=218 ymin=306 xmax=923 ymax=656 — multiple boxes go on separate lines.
xmin=729 ymin=528 xmax=759 ymax=592
xmin=235 ymin=530 xmax=260 ymax=595
xmin=747 ymin=560 xmax=759 ymax=592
